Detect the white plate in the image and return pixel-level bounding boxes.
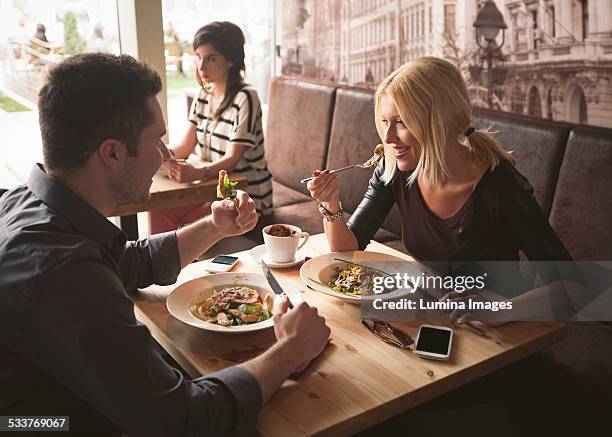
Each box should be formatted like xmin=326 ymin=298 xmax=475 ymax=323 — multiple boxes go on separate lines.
xmin=299 ymin=251 xmax=423 ymax=304
xmin=249 ymin=244 xmax=306 ymax=268
xmin=167 ymin=272 xmax=278 ymax=333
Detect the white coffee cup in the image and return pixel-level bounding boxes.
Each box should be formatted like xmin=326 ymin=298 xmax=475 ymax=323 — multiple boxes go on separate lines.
xmin=262 ymin=224 xmax=309 ymax=263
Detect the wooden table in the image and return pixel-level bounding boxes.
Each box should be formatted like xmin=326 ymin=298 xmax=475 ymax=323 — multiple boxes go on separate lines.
xmin=111 ymin=169 xmax=247 ymax=239
xmin=134 ymin=234 xmax=567 ymax=436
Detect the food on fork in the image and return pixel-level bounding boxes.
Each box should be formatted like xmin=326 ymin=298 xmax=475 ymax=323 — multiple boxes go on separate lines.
xmin=300 ymin=144 xmax=385 ymax=183
xmin=363 ymin=143 xmax=385 ymax=168
xmin=216 ymin=170 xmax=238 ymax=199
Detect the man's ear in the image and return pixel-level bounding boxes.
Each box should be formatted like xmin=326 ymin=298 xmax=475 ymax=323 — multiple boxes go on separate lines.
xmin=98 ymin=139 xmax=126 ymax=170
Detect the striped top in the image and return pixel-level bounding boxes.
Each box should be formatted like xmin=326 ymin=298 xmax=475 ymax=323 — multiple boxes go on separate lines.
xmin=188 ymin=85 xmax=273 ymax=215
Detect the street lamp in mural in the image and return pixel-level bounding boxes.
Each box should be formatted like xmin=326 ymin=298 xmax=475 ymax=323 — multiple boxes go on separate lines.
xmin=277 ymin=0 xmax=310 ymax=76
xmin=471 ymin=0 xmax=508 ymax=109
xmin=276 ymin=45 xmax=303 ymax=75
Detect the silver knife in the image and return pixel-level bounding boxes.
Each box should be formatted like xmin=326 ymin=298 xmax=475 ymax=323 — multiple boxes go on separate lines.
xmin=261 ymin=260 xmax=294 ymax=309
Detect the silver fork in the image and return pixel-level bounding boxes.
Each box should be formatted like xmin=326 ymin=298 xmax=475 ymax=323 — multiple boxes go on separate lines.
xmin=300 ymin=154 xmax=382 ymax=184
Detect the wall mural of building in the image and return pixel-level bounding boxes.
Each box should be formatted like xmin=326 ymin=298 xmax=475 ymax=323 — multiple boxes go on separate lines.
xmin=279 ymin=0 xmax=612 ymax=128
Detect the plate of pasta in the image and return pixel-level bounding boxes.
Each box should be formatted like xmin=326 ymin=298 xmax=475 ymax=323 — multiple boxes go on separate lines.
xmin=300 ymin=251 xmax=422 ymax=304
xmin=167 ymin=273 xmax=277 ymax=333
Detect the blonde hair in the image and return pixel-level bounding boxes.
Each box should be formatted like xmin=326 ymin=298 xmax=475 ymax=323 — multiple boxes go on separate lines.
xmin=375 ymin=57 xmax=513 ymax=185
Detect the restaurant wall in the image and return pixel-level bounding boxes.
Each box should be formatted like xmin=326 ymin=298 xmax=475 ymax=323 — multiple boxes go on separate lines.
xmin=277 ymin=0 xmax=612 ymax=129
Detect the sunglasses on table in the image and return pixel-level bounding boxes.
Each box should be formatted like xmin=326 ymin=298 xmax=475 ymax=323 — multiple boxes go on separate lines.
xmin=360 ymin=317 xmax=414 ymax=350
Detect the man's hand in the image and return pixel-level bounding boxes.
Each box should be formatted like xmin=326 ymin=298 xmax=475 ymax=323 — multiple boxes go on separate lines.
xmin=175 ymin=191 xmax=257 ymax=267
xmin=236 ymin=297 xmax=330 ymax=404
xmin=272 ymin=297 xmax=330 ymax=365
xmin=211 ymin=190 xmax=258 ymax=237
xmin=165 ymin=160 xmax=204 ymax=183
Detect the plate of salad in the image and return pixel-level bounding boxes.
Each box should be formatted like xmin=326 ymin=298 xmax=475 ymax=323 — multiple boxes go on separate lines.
xmin=167 ymin=272 xmax=277 ymax=333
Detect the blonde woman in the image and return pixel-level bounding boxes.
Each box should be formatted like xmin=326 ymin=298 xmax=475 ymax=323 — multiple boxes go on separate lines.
xmin=307 ymin=57 xmax=572 ymax=263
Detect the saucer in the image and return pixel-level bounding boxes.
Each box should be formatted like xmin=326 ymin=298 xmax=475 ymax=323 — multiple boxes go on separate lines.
xmin=249 ymin=244 xmax=306 ymax=268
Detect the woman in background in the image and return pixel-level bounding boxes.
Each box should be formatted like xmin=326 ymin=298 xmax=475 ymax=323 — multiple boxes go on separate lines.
xmin=150 ymin=21 xmax=272 ymax=234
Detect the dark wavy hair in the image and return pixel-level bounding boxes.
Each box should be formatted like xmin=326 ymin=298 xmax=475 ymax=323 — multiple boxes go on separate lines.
xmin=39 ymin=53 xmax=161 ymax=171
xmin=193 ymin=21 xmax=246 ymax=119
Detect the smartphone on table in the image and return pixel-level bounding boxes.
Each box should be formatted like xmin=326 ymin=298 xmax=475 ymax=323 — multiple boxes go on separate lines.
xmin=202 ymin=255 xmax=239 ymax=273
xmin=413 ymin=324 xmax=453 ymax=361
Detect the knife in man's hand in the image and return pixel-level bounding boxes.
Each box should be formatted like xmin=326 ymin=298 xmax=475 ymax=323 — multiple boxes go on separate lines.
xmin=261 ymin=260 xmax=294 ymax=309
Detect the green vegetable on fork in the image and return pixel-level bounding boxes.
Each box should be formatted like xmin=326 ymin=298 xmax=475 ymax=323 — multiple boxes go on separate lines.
xmin=216 ymin=170 xmax=238 ymax=199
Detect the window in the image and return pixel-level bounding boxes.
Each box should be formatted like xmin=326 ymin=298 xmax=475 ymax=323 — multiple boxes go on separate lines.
xmin=0 ymin=0 xmax=121 ymax=168
xmin=581 ymin=0 xmax=589 ymax=40
xmin=532 ymin=10 xmax=539 ymax=49
xmin=513 ymin=14 xmax=519 ymax=47
xmin=420 ymin=8 xmax=424 ymax=38
xmin=444 ymin=3 xmax=456 ymax=36
xmin=549 ymin=6 xmax=556 ymax=38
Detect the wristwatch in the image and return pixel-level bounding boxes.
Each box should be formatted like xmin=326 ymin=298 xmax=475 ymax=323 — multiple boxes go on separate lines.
xmin=318 ymin=201 xmax=343 ymax=222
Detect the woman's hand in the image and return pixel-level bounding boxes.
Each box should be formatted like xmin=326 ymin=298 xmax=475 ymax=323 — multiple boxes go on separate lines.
xmin=164 ymin=160 xmax=206 ymax=183
xmin=307 ymin=170 xmax=340 ymax=208
xmin=439 ymin=291 xmax=504 ymax=327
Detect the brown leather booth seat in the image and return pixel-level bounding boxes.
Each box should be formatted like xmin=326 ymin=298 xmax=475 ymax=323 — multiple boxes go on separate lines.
xmin=549 ymin=127 xmax=612 ymax=260
xmin=325 ymin=86 xmax=403 ymax=240
xmin=265 ymin=76 xmax=336 ymax=204
xmin=472 ymin=108 xmax=572 ymax=216
xmin=256 ymin=77 xmax=338 ymax=240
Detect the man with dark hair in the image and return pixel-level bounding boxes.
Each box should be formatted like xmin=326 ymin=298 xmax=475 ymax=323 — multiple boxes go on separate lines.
xmin=39 ymin=53 xmax=162 ymax=170
xmin=0 ymin=53 xmax=330 ymax=436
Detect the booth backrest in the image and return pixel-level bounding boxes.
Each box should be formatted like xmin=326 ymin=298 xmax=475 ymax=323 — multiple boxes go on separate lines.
xmin=472 ymin=108 xmax=571 ymax=216
xmin=326 ymin=86 xmax=378 ymax=213
xmin=325 ymin=85 xmax=402 ymax=235
xmin=265 ymin=76 xmax=336 ymax=195
xmin=549 ymin=127 xmax=612 ymax=260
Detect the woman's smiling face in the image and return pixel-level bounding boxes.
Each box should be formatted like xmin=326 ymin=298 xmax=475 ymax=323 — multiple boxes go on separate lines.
xmin=380 ymin=93 xmax=421 ymax=171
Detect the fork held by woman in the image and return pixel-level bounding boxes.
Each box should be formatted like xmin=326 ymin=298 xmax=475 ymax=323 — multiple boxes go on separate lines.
xmin=300 ymin=153 xmax=383 ymax=184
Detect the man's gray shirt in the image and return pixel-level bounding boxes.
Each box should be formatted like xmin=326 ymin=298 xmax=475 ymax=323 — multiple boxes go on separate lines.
xmin=0 ymin=164 xmax=262 ymax=436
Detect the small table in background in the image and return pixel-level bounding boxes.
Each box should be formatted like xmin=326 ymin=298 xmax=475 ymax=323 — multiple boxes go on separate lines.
xmin=111 ymin=168 xmax=247 ymax=239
